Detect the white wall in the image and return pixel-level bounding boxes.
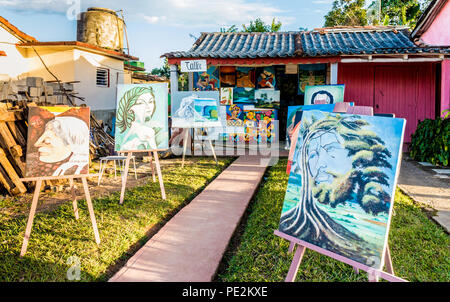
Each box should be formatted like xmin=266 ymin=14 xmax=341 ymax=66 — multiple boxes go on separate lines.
xmin=73 ymin=49 xmax=125 ymax=111
xmin=0 ymin=26 xmax=30 ymax=81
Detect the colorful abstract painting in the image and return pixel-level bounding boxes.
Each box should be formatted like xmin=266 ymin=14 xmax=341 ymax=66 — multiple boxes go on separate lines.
xmin=115 ymin=83 xmax=169 ymax=151
xmin=298 ymin=64 xmax=327 ymax=95
xmin=226 ymin=104 xmax=245 ymax=127
xmin=220 ymin=88 xmax=233 ymax=106
xmin=257 ymin=66 xmax=276 ymax=89
xmin=304 ymin=84 xmax=345 ymax=105
xmin=194 ymin=66 xmax=220 ymax=91
xmin=25 ymin=106 xmax=90 ymax=177
xmin=172 ymin=91 xmax=221 ymax=128
xmin=236 ymin=67 xmax=255 ymax=88
xmin=233 ymin=87 xmax=255 ymax=104
xmin=254 ymin=89 xmax=280 ymax=109
xmin=279 ymin=110 xmax=406 ymax=269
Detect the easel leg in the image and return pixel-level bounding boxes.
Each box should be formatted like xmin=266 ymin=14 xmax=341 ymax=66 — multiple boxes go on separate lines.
xmin=148 ymin=151 xmax=156 ymax=182
xmin=181 ymin=128 xmax=189 ymax=168
xmin=20 ymin=179 xmax=42 ymax=257
xmin=119 ymin=153 xmax=132 ymax=205
xmin=81 ymin=177 xmax=100 ymax=245
xmin=153 ymin=151 xmax=166 ymax=200
xmin=288 ymin=242 xmax=296 ymax=254
xmin=208 ymin=139 xmax=218 ymax=165
xmin=69 ymin=178 xmax=79 ymax=220
xmin=385 ymin=243 xmax=395 ymax=275
xmin=285 ymin=245 xmax=306 ymax=282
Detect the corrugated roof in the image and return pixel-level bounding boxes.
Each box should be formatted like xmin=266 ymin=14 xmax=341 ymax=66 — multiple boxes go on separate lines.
xmin=163 ymin=27 xmax=450 ymax=59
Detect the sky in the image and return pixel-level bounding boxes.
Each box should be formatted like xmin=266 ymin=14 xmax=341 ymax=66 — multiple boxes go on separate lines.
xmin=0 ymin=0 xmax=337 ymax=70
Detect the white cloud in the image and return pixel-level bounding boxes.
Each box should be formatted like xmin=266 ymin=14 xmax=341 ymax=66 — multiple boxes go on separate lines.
xmin=0 ymin=0 xmax=292 ymax=28
xmin=312 ymin=0 xmax=334 ymax=4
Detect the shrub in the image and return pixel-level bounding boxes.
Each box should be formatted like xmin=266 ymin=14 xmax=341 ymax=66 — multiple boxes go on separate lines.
xmin=409 ymin=115 xmax=450 ymax=166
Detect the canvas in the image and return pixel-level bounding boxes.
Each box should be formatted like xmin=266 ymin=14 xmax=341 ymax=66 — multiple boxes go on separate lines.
xmin=115 ymin=83 xmax=169 ymax=151
xmin=233 ymin=87 xmax=255 ymax=104
xmin=226 ymin=104 xmax=245 ymax=127
xmin=279 ymin=110 xmax=406 ymax=269
xmin=220 ymin=88 xmax=233 ymax=106
xmin=254 ymin=89 xmax=280 ymax=109
xmin=236 ymin=67 xmax=255 ymax=88
xmin=304 ymin=84 xmax=345 ymax=105
xmin=25 ymin=106 xmax=90 ymax=177
xmin=172 ymin=91 xmax=221 ymax=128
xmin=257 ymin=66 xmax=276 ymax=89
xmin=193 ymin=66 xmax=220 ymax=91
xmin=298 ymin=64 xmax=327 ymax=95
xmin=219 ymin=66 xmax=236 ymax=87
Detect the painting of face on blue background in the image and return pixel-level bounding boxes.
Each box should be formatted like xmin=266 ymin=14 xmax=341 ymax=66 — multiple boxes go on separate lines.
xmin=304 ymin=85 xmax=345 ymax=105
xmin=279 ymin=110 xmax=406 ymax=269
xmin=115 ymin=83 xmax=168 ymax=151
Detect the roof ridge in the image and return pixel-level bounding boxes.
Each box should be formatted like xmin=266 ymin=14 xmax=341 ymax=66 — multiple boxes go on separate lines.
xmin=0 ymin=15 xmax=37 ymax=42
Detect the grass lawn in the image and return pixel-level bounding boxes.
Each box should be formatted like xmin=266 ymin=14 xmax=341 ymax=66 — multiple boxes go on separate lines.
xmin=218 ymin=158 xmax=450 ymax=282
xmin=0 ymin=157 xmax=234 ymax=282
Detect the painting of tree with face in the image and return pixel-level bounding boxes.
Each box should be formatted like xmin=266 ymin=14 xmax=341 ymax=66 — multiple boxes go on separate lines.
xmin=25 ymin=106 xmax=90 ymax=177
xmin=115 ymin=84 xmax=169 ymax=151
xmin=279 ymin=111 xmax=406 ymax=269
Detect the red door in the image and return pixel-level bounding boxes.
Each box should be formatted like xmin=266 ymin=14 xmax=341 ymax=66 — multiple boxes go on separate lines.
xmin=374 ymin=66 xmax=419 ymax=142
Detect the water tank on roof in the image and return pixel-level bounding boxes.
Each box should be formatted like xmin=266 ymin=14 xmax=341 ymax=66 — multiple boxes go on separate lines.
xmin=77 ymin=7 xmax=124 ymax=52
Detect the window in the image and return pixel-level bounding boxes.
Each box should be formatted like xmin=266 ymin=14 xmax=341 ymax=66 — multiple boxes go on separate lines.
xmin=96 ymin=68 xmax=110 ymax=87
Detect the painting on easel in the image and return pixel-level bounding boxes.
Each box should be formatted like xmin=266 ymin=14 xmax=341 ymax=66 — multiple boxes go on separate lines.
xmin=115 ymin=83 xmax=169 ymax=151
xmin=279 ymin=111 xmax=406 ymax=269
xmin=25 ymin=106 xmax=90 ymax=177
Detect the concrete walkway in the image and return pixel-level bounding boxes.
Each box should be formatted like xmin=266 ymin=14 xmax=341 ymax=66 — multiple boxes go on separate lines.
xmin=109 ymin=156 xmax=269 ymax=282
xmin=398 ymin=158 xmax=450 ymax=232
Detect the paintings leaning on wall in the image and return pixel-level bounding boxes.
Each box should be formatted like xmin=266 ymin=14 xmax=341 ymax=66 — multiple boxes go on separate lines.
xmin=220 ymin=87 xmax=233 ymax=106
xmin=236 ymin=67 xmax=255 ymax=88
xmin=304 ymin=84 xmax=345 ymax=105
xmin=298 ymin=64 xmax=327 ymax=95
xmin=254 ymin=89 xmax=280 ymax=109
xmin=172 ymin=91 xmax=221 ymax=128
xmin=25 ymin=106 xmax=90 ymax=177
xmin=279 ymin=110 xmax=406 ymax=269
xmin=256 ymin=66 xmax=276 ymax=89
xmin=194 ymin=66 xmax=220 ymax=91
xmin=115 ymin=83 xmax=169 ymax=152
xmin=219 ymin=66 xmax=236 ymax=87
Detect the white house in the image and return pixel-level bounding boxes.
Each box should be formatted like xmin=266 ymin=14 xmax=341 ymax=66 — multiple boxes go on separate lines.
xmin=0 ymin=16 xmax=137 ymax=124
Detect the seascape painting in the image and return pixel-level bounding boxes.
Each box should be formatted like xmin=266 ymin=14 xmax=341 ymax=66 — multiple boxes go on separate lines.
xmin=233 ymin=87 xmax=256 ymax=104
xmin=172 ymin=91 xmax=220 ymax=128
xmin=304 ymin=84 xmax=345 ymax=105
xmin=279 ymin=110 xmax=406 ymax=269
xmin=254 ymin=89 xmax=280 ymax=109
xmin=115 ymin=83 xmax=168 ymax=151
xmin=25 ymin=106 xmax=90 ymax=177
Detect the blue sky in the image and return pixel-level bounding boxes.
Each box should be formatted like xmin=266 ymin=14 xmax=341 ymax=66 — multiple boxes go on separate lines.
xmin=0 ymin=0 xmax=336 ymax=70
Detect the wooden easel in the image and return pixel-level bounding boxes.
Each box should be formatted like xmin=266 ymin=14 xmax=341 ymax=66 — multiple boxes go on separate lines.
xmin=119 ymin=150 xmax=166 ymax=204
xmin=19 ymin=174 xmax=100 ymax=257
xmin=274 ymin=230 xmax=407 ymax=282
xmin=181 ymin=128 xmax=218 ymax=168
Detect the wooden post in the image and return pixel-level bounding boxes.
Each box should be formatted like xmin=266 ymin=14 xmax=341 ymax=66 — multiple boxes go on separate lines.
xmin=181 ymin=128 xmax=189 ymax=168
xmin=20 ymin=179 xmax=42 ymax=257
xmin=119 ymin=152 xmax=132 ymax=205
xmin=288 ymin=242 xmax=296 ymax=254
xmin=285 ymin=245 xmax=306 ymax=282
xmin=81 ymin=177 xmax=100 ymax=245
xmin=153 ymin=150 xmax=166 ymax=200
xmin=69 ymin=178 xmax=79 ymax=220
xmin=208 ymin=139 xmax=218 ymax=165
xmin=385 ymin=244 xmax=395 ymax=275
xmin=148 ymin=151 xmax=156 ymax=182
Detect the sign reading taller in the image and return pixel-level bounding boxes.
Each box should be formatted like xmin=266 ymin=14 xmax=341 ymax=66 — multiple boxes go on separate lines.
xmin=180 ymin=60 xmax=207 ymax=73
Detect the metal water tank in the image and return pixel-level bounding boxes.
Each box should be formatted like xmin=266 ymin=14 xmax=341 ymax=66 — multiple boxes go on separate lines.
xmin=77 ymin=7 xmax=124 ymax=52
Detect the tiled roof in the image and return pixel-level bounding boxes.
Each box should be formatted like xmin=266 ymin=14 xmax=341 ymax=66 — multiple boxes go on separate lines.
xmin=163 ymin=27 xmax=450 ymax=59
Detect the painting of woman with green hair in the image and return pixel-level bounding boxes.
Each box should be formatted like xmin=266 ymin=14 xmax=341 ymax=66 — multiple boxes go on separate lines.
xmin=115 ymin=83 xmax=168 ymax=151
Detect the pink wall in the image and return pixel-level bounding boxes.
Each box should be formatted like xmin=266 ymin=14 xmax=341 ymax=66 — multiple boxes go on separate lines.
xmin=421 ymin=1 xmax=450 ymax=46
xmin=442 ymin=59 xmax=450 ymax=116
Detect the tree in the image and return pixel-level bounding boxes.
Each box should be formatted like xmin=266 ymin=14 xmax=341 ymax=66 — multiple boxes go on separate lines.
xmin=367 ymin=0 xmax=423 ymax=27
xmin=151 ymin=58 xmax=170 ymax=79
xmin=324 ymin=0 xmax=368 ymax=27
xmin=279 ymin=113 xmax=393 ymax=258
xmin=242 ymin=18 xmax=282 ymax=32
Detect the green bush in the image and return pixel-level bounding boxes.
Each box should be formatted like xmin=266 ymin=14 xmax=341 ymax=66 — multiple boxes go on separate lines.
xmin=409 ymin=115 xmax=450 ymax=166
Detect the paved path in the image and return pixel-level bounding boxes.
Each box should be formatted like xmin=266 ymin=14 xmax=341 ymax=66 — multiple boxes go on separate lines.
xmin=109 ymin=156 xmax=269 ymax=282
xmin=398 ymin=159 xmax=450 ymax=232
